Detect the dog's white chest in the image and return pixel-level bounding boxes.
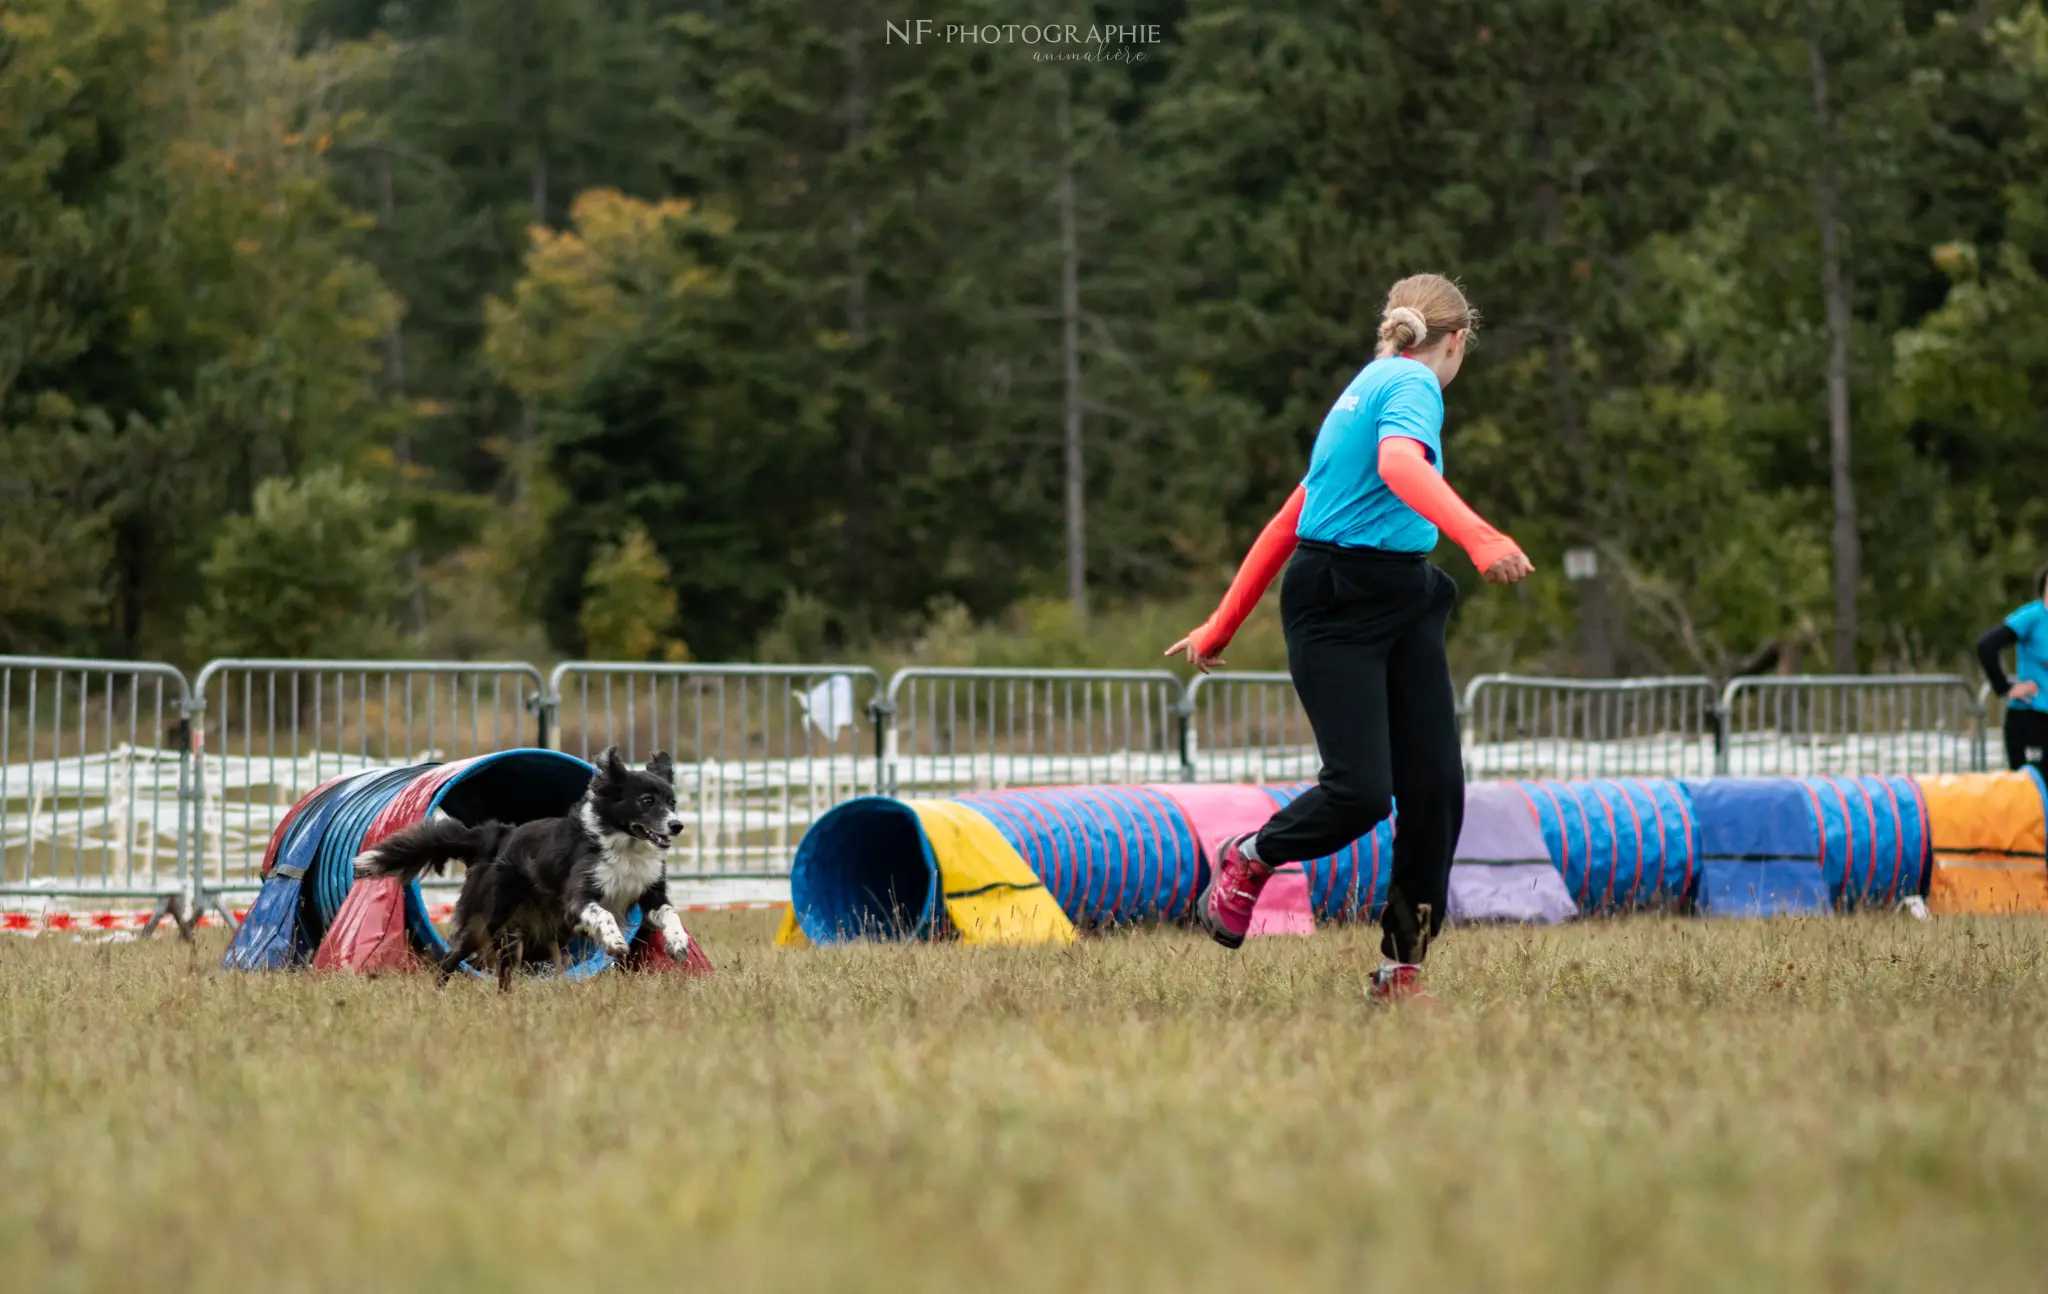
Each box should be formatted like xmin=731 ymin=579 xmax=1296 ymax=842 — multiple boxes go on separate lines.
xmin=577 ymin=800 xmax=669 ymax=915
xmin=595 ymin=836 xmax=665 ymax=912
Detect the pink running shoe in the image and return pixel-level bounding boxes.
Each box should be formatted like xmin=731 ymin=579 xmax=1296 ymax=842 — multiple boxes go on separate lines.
xmin=1366 ymin=963 xmax=1439 ymax=1007
xmin=1197 ymin=833 xmax=1273 ymax=950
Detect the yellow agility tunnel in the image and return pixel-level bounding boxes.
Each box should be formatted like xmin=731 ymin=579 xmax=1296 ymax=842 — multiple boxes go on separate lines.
xmin=1917 ymin=769 xmax=2048 ymax=915
xmin=778 ymin=784 xmax=1400 ymax=947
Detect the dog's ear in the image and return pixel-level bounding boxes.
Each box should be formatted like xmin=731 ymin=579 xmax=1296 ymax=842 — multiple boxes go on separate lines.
xmin=593 ymin=744 xmax=629 ymax=786
xmin=646 ymin=750 xmax=675 ymax=785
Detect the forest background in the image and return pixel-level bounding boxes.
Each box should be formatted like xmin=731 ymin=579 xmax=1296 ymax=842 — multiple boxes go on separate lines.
xmin=7 ymin=0 xmax=2047 ymax=682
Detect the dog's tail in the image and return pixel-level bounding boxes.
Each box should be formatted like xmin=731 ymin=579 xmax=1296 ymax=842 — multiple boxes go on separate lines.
xmin=353 ymin=818 xmax=510 ymax=883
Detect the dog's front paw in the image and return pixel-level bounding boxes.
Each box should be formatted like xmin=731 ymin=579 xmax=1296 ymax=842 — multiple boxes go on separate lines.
xmin=576 ymin=902 xmax=632 ymax=962
xmin=655 ymin=910 xmax=692 ymax=958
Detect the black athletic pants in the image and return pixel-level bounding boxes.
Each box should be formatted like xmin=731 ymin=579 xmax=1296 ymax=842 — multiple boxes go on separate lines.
xmin=2005 ymin=706 xmax=2048 ymax=771
xmin=1251 ymin=541 xmax=1463 ymax=964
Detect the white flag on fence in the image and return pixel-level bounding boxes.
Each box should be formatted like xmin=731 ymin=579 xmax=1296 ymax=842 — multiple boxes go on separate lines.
xmin=796 ymin=675 xmax=856 ymax=742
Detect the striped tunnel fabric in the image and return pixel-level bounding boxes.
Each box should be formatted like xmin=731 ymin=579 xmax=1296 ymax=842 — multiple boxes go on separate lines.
xmin=221 ymin=771 xmax=380 ymax=971
xmin=1798 ymin=776 xmax=1929 ymax=909
xmin=1256 ymin=784 xmax=1395 ymax=922
xmin=308 ymin=765 xmax=436 ymax=943
xmin=1513 ymin=779 xmax=1696 ymax=912
xmin=953 ymin=786 xmax=1202 ymax=927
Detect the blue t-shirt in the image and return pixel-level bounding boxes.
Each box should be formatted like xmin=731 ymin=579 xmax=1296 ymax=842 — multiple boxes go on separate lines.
xmin=2005 ymin=601 xmax=2048 ymax=710
xmin=1295 ymin=356 xmax=1444 ymax=552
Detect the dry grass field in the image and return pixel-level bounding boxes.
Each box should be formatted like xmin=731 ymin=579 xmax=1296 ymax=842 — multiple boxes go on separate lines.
xmin=5 ymin=912 xmax=2047 ymax=1293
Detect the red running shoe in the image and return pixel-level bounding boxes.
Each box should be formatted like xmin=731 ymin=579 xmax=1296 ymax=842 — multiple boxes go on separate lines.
xmin=1366 ymin=963 xmax=1439 ymax=1007
xmin=1197 ymin=833 xmax=1273 ymax=950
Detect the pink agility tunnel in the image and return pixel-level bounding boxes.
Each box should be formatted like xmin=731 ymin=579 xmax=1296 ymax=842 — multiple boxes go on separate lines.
xmin=1169 ymin=784 xmax=1317 ymax=936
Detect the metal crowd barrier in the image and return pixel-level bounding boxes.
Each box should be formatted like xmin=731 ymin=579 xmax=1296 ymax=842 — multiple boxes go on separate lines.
xmin=2 ymin=650 xmax=2018 ymax=933
xmin=1182 ymin=672 xmax=1317 ymax=784
xmin=878 ymin=667 xmax=1185 ymax=798
xmin=1717 ymin=674 xmax=1985 ymax=777
xmin=1462 ymin=674 xmax=1721 ymax=781
xmin=546 ymin=662 xmax=882 ymax=878
xmin=0 ymin=656 xmax=195 ymax=931
xmin=187 ymin=659 xmax=548 ymax=910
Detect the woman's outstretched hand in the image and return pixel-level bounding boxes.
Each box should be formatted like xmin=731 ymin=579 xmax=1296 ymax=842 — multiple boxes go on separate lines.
xmin=1483 ymin=551 xmax=1535 ymax=585
xmin=1165 ymin=632 xmax=1226 ymax=675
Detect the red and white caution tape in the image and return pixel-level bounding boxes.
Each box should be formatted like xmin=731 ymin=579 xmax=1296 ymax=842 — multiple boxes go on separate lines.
xmin=3 ymin=909 xmax=205 ymax=935
xmin=3 ymin=898 xmax=789 ymax=937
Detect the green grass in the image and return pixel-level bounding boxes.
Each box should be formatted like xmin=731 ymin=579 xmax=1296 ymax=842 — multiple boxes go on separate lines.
xmin=5 ymin=913 xmax=2047 ymax=1292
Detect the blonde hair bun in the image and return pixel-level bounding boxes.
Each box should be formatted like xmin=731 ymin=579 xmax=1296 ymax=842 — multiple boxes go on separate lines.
xmin=1379 ymin=305 xmax=1429 ymax=352
xmin=1374 ymin=275 xmax=1477 ymax=358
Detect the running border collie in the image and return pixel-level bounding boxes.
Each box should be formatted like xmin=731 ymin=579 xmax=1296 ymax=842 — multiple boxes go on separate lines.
xmin=354 ymin=746 xmax=690 ymax=989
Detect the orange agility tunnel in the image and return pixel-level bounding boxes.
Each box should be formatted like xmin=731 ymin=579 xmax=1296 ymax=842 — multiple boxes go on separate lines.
xmin=1915 ymin=769 xmax=2048 ymax=915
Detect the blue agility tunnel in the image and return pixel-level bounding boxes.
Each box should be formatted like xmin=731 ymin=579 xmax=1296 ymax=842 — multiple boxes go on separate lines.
xmin=789 ymin=782 xmax=1405 ymax=941
xmin=1684 ymin=776 xmax=1930 ymax=916
xmin=221 ymin=770 xmax=391 ymax=971
xmin=308 ymin=764 xmax=437 ymax=941
xmin=956 ymin=785 xmax=1203 ymax=928
xmin=789 ymin=786 xmax=1206 ymax=941
xmin=779 ymin=775 xmax=1947 ymax=945
xmin=1514 ymin=779 xmax=1697 ymax=912
xmin=788 ymin=796 xmax=944 ymax=943
xmin=1257 ymin=783 xmax=1396 ymax=921
xmin=1685 ymin=778 xmax=1832 ymax=916
xmin=1800 ymin=776 xmax=1929 ymax=909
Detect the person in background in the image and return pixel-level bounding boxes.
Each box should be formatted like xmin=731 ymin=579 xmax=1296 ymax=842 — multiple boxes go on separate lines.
xmin=1976 ymin=564 xmax=2048 ymax=771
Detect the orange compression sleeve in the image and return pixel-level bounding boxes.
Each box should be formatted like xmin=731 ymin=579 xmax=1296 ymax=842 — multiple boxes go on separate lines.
xmin=1377 ymin=438 xmax=1524 ymax=573
xmin=1189 ymin=486 xmax=1305 ymax=657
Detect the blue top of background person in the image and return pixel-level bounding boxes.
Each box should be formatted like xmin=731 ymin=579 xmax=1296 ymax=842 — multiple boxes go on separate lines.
xmin=1296 ymin=356 xmax=1445 ymax=552
xmin=1999 ymin=601 xmax=2048 ymax=711
xmin=1977 ymin=565 xmax=2048 ymax=712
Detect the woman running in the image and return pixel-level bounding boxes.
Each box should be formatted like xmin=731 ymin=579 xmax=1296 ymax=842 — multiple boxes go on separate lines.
xmin=1165 ymin=274 xmax=1532 ymax=1004
xmin=1976 ymin=565 xmax=2048 ymax=771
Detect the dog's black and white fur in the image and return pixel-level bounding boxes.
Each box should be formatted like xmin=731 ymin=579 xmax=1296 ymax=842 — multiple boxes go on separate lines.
xmin=354 ymin=746 xmax=691 ymax=989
